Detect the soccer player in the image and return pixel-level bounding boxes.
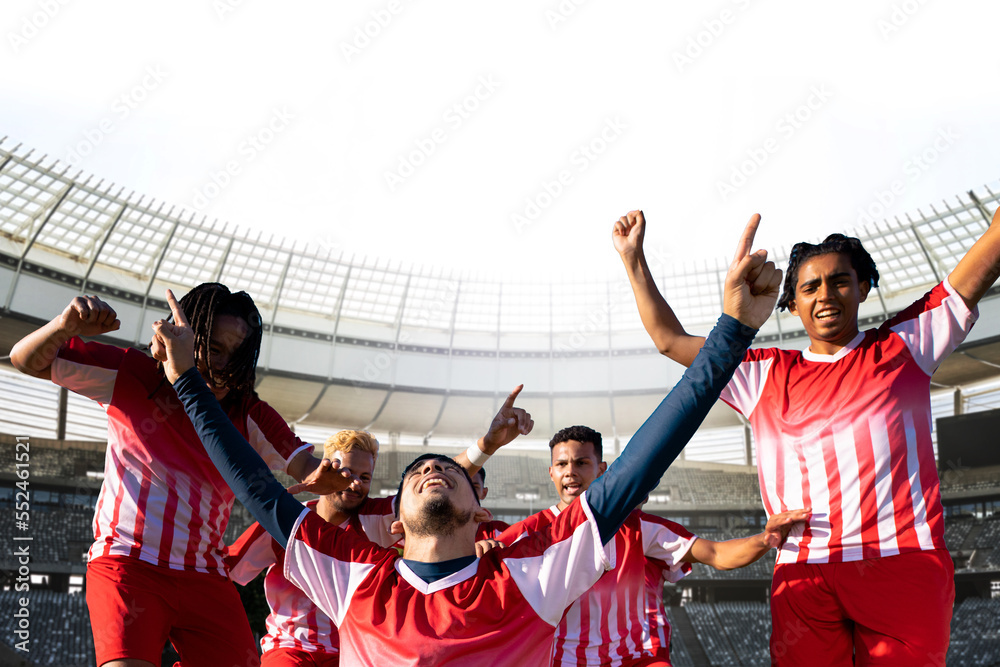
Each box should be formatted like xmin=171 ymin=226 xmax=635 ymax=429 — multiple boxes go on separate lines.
xmin=227 ymin=404 xmax=531 ymax=666
xmin=498 ymin=425 xmax=808 ymax=667
xmin=9 ymin=283 xmax=345 ymax=667
xmin=226 ymin=430 xmax=394 ymax=667
xmin=152 ymin=229 xmax=779 ymax=666
xmin=472 ymin=467 xmax=510 ymax=540
xmin=613 ymin=209 xmax=1000 ymax=666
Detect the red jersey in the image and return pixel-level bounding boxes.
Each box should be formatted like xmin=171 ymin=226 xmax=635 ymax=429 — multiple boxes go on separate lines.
xmin=499 ymin=508 xmax=695 ymax=667
xmin=644 ymin=557 xmax=673 ymax=657
xmin=226 ymin=498 xmax=397 ymax=656
xmin=283 ymin=490 xmax=617 ymax=666
xmin=476 ymin=519 xmax=510 ymax=541
xmin=720 ymin=279 xmax=977 ymax=564
xmin=52 ymin=338 xmax=310 ymax=575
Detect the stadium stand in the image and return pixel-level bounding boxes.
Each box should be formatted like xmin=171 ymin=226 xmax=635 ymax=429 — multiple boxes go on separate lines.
xmin=685 ymin=602 xmax=742 ymax=666
xmin=945 ymin=598 xmax=1000 ymax=666
xmin=663 ymin=606 xmax=697 ymax=667
xmin=0 ymin=590 xmax=94 ymax=666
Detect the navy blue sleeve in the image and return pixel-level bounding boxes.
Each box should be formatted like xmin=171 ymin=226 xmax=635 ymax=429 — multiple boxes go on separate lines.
xmin=173 ymin=367 xmax=303 ymax=548
xmin=586 ymin=314 xmax=756 ymax=543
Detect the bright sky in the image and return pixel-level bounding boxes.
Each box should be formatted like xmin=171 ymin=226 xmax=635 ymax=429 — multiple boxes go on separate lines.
xmin=2 ymin=1 xmax=999 ymax=282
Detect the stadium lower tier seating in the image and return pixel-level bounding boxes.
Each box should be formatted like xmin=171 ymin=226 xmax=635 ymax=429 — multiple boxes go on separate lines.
xmin=1 ymin=593 xmax=998 ymax=666
xmin=0 ymin=590 xmax=94 ymax=667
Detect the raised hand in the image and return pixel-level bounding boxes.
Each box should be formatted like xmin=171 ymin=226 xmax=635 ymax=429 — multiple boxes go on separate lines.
xmin=60 ymin=295 xmax=121 ymax=338
xmin=286 ymin=457 xmax=354 ymax=496
xmin=722 ymin=214 xmax=783 ymax=329
xmin=481 ymin=385 xmax=534 ymax=453
xmin=612 ymin=209 xmax=646 ymax=259
xmin=760 ymin=508 xmax=811 ymax=549
xmin=151 ymin=289 xmax=196 ymax=383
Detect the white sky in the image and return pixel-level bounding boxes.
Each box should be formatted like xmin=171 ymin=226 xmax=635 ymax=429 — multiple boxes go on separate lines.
xmin=2 ymin=0 xmax=999 ymax=282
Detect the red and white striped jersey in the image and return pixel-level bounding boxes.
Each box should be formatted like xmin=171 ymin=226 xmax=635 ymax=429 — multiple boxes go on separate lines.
xmin=720 ymin=279 xmax=977 ymax=565
xmin=283 ymin=490 xmax=616 ymax=666
xmin=226 ymin=498 xmax=398 ymax=656
xmin=52 ymin=338 xmax=311 ymax=575
xmin=498 ymin=508 xmax=694 ymax=667
xmin=643 ymin=557 xmax=673 ymax=657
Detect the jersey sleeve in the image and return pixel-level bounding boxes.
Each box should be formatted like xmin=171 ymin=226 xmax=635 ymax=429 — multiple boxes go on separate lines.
xmin=50 ymin=337 xmax=124 ymax=405
xmin=246 ymin=401 xmax=315 ymax=474
xmin=501 ymin=494 xmax=615 ymax=627
xmin=886 ymin=277 xmax=979 ymax=376
xmin=354 ymin=495 xmax=401 ymax=548
xmin=639 ymin=513 xmax=696 ymax=583
xmin=718 ymin=348 xmax=777 ymax=418
xmin=283 ymin=509 xmax=394 ymax=626
xmin=225 ymin=520 xmax=280 ymax=585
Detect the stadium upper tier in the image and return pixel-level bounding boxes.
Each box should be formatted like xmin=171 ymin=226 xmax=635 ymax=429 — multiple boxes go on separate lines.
xmin=2 ymin=139 xmax=1000 ymax=450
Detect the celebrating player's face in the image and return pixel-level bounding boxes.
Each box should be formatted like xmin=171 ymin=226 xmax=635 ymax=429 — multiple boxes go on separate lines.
xmin=326 ymin=450 xmax=375 ymax=512
xmin=788 ymin=253 xmax=871 ymax=355
xmin=549 ymin=440 xmax=607 ymax=510
xmin=398 ymin=457 xmax=478 ymax=536
xmin=198 ymin=315 xmax=250 ymax=400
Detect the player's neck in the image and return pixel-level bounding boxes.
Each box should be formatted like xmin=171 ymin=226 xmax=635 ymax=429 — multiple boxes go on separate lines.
xmin=316 ymin=496 xmax=351 ymax=526
xmin=401 ymin=525 xmax=478 ymax=563
xmin=806 ymin=328 xmax=860 ymax=356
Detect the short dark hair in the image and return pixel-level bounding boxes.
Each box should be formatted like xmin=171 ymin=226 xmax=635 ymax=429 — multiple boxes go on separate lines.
xmin=777 ymin=234 xmax=879 ymax=312
xmin=549 ymin=425 xmax=603 ymax=461
xmin=475 ymin=467 xmax=487 ymax=485
xmin=172 ymin=283 xmax=264 ymax=397
xmin=394 ymin=454 xmax=480 ymax=518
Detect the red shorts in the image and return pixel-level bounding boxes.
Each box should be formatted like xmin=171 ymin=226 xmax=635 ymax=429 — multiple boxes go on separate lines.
xmin=262 ymin=647 xmax=339 ymax=667
xmin=770 ymin=550 xmax=954 ymax=667
xmin=87 ymin=555 xmax=258 ymax=667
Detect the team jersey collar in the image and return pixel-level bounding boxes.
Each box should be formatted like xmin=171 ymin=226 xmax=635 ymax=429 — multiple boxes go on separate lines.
xmin=801 ymin=331 xmax=865 ymax=364
xmin=396 ymin=556 xmax=480 ymax=594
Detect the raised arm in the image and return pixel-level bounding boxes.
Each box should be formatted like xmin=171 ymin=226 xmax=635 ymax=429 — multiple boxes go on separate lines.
xmin=10 ymin=296 xmax=120 ymax=379
xmin=155 ymin=290 xmax=351 ymax=548
xmin=457 ymin=384 xmax=534 ymax=478
xmin=948 ymin=206 xmax=1000 ymax=309
xmin=614 ymin=211 xmax=775 ymax=368
xmin=682 ymin=509 xmax=810 ymax=571
xmin=588 ymin=229 xmax=782 ymax=543
xmin=614 ymin=210 xmax=705 ymax=366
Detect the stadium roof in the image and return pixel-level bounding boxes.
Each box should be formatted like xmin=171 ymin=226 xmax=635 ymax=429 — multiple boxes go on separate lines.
xmin=2 ymin=139 xmax=1000 ymax=461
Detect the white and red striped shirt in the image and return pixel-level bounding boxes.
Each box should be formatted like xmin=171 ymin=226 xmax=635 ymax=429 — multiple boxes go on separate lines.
xmin=52 ymin=338 xmax=311 ymax=575
xmin=226 ymin=498 xmax=397 ymax=656
xmin=283 ymin=490 xmax=616 ymax=666
xmin=499 ymin=508 xmax=694 ymax=666
xmin=721 ymin=279 xmax=977 ymax=565
xmin=644 ymin=557 xmax=673 ymax=658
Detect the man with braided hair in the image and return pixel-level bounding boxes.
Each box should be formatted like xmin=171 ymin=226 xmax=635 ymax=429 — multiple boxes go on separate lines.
xmin=614 ymin=209 xmax=1000 ymax=666
xmin=11 ymin=282 xmax=344 ymax=667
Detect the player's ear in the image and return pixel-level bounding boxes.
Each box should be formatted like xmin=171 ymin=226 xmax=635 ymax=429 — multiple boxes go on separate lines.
xmin=598 ymin=461 xmax=608 ymax=476
xmin=859 ymin=280 xmax=871 ymax=302
xmin=390 ymin=520 xmax=405 ymax=536
xmin=480 ymin=486 xmax=489 ymax=501
xmin=473 ymin=506 xmax=492 ymax=524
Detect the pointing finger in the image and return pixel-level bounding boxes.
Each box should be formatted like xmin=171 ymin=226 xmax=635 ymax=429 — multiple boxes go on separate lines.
xmin=166 ymin=289 xmax=189 ymax=327
xmin=732 ymin=213 xmax=761 ymax=265
xmin=501 ymin=384 xmax=523 ymax=410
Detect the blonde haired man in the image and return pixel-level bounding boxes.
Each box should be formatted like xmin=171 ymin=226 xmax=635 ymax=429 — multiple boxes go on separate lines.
xmin=227 ymin=430 xmax=395 ymax=667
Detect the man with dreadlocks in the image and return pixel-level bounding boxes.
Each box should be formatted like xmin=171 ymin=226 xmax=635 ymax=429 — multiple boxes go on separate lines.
xmin=10 ymin=282 xmax=345 ymax=667
xmin=613 ymin=209 xmax=1000 ymax=666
